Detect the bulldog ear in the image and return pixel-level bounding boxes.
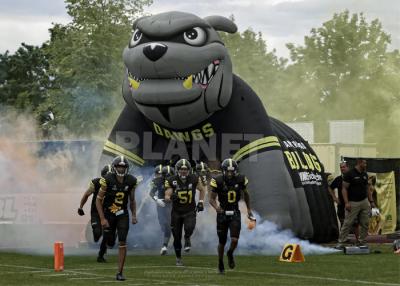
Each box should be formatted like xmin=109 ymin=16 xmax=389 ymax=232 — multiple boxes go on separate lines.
xmin=203 ymin=16 xmax=237 ymax=33
xmin=132 ymin=16 xmax=149 ymax=30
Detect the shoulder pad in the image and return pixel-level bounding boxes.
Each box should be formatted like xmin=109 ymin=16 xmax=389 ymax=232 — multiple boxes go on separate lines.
xmin=127 ymin=174 xmax=137 ymax=186
xmin=237 ymin=174 xmax=248 ymax=186
xmin=210 ymin=174 xmax=223 ymax=188
xmin=190 ymin=173 xmax=199 ymax=183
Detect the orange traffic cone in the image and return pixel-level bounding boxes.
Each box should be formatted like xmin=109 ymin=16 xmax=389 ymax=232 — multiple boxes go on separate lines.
xmin=54 ymin=241 xmax=64 ymax=271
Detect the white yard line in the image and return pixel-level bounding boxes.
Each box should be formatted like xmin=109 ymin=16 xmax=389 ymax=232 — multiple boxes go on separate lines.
xmin=233 ymin=269 xmax=400 ymax=286
xmin=0 ymin=263 xmax=397 ymax=286
xmin=41 ymin=273 xmax=77 ymax=277
xmin=0 ymin=264 xmax=51 ymax=270
xmin=0 ymin=270 xmax=51 ymax=274
xmin=0 ymin=264 xmax=195 ymax=285
xmin=69 ymin=277 xmax=99 ymax=280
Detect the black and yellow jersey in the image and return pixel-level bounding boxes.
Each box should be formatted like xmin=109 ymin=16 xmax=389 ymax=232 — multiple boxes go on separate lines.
xmin=165 ymin=174 xmax=198 ymax=213
xmin=150 ymin=176 xmax=166 ymax=199
xmin=210 ymin=174 xmax=248 ymax=211
xmin=90 ymin=178 xmax=102 ymax=214
xmin=100 ymin=173 xmax=137 ymax=215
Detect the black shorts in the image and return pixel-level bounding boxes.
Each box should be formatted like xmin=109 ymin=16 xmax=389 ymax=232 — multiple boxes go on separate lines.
xmin=171 ymin=209 xmax=196 ymax=238
xmin=105 ymin=212 xmax=129 ymax=243
xmin=90 ymin=211 xmax=102 ymax=242
xmin=217 ymin=210 xmax=241 ymax=244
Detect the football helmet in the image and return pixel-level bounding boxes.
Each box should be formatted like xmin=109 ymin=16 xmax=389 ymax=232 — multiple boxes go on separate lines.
xmin=101 ymin=164 xmax=112 ymax=177
xmin=175 ymin=159 xmax=191 ymax=180
xmin=154 ymin=164 xmax=163 ymax=175
xmin=221 ymin=158 xmax=238 ymax=178
xmin=112 ymin=156 xmax=129 ymax=177
xmin=162 ymin=165 xmax=174 ymax=177
xmin=195 ymin=162 xmax=208 ymax=175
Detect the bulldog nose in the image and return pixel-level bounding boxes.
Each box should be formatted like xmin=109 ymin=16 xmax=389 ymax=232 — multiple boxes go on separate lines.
xmin=143 ymin=43 xmax=168 ymax=61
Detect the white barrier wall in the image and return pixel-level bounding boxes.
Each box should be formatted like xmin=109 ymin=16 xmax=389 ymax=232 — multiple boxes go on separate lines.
xmin=311 ymin=143 xmax=377 ymax=175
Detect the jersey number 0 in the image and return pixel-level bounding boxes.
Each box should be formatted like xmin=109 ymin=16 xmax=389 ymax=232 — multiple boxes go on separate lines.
xmin=227 ymin=190 xmax=236 ymax=203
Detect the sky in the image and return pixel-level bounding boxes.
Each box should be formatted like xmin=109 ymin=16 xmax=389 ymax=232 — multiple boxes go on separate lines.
xmin=0 ymin=0 xmax=399 ymax=58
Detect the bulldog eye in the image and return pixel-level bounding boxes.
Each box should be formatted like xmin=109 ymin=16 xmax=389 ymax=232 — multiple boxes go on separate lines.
xmin=183 ymin=27 xmax=206 ymax=46
xmin=129 ymin=29 xmax=143 ymax=48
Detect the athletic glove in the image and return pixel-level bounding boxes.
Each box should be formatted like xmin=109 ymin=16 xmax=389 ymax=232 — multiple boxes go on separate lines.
xmin=152 ymin=195 xmax=166 ymax=207
xmin=196 ymin=201 xmax=204 ymax=212
xmin=156 ymin=198 xmax=166 ymax=207
xmin=247 ymin=212 xmax=256 ymax=221
xmin=247 ymin=212 xmax=256 ymax=230
xmin=371 ymin=207 xmax=380 ymax=217
xmin=78 ymin=208 xmax=85 ymax=216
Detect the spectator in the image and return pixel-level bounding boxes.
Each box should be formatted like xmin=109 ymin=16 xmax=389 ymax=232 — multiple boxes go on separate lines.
xmin=336 ymin=159 xmax=376 ymax=248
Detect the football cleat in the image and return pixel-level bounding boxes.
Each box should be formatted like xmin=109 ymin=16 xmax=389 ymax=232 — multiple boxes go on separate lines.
xmin=218 ymin=260 xmax=225 ymax=274
xmin=184 ymin=238 xmax=191 ymax=252
xmin=116 ymin=272 xmax=125 ymax=281
xmin=176 ymin=258 xmax=184 ymax=267
xmin=227 ymin=250 xmax=235 ymax=269
xmin=160 ymin=246 xmax=168 ymax=256
xmin=97 ymin=256 xmax=106 ymax=263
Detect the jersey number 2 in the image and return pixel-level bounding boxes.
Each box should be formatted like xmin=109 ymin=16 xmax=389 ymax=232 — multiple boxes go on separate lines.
xmin=115 ymin=192 xmax=125 ymax=204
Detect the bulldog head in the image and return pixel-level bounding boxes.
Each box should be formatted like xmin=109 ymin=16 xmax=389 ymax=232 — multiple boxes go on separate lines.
xmin=122 ymin=11 xmax=237 ymax=129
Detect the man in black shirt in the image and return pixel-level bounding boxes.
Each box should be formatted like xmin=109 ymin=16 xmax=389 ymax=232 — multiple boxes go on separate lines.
xmin=337 ymin=159 xmax=376 ymax=248
xmin=329 ymin=161 xmax=360 ymax=241
xmin=96 ymin=156 xmax=138 ymax=281
xmin=328 ymin=161 xmax=349 ymax=227
xmin=164 ymin=159 xmax=206 ymax=266
xmin=209 ymin=158 xmax=255 ymax=274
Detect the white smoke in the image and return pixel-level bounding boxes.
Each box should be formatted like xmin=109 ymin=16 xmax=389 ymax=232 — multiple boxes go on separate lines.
xmin=0 ymin=110 xmax=101 ymax=253
xmin=192 ymin=206 xmax=336 ymax=256
xmin=0 ymin=110 xmax=335 ymax=256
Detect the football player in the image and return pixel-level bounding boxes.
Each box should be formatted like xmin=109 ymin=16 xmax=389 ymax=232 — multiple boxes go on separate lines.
xmin=149 ymin=164 xmax=173 ymax=255
xmin=78 ymin=164 xmax=111 ymax=243
xmin=164 ymin=159 xmax=206 ymax=266
xmin=209 ymin=158 xmax=256 ymax=274
xmin=96 ymin=156 xmax=138 ymax=281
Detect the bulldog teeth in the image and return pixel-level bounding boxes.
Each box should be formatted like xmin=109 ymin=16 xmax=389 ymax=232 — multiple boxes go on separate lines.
xmin=192 ymin=60 xmax=220 ymax=87
xmin=128 ymin=59 xmax=220 ymax=89
xmin=208 ymin=64 xmax=214 ymax=78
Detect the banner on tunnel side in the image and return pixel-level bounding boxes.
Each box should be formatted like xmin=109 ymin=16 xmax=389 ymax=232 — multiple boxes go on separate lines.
xmin=375 ymin=171 xmax=397 ymax=234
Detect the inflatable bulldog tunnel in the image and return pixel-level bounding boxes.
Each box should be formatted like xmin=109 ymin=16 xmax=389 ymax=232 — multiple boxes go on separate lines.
xmin=100 ymin=11 xmax=338 ymax=242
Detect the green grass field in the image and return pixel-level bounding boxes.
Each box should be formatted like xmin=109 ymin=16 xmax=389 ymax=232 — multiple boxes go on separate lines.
xmin=0 ymin=245 xmax=399 ymax=286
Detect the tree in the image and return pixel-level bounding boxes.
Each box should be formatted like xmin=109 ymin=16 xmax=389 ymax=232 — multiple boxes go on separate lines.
xmin=220 ymin=28 xmax=286 ymax=114
xmin=0 ymin=43 xmax=51 ymax=113
xmin=284 ymin=11 xmax=400 ymax=155
xmin=43 ymin=0 xmax=152 ymax=137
